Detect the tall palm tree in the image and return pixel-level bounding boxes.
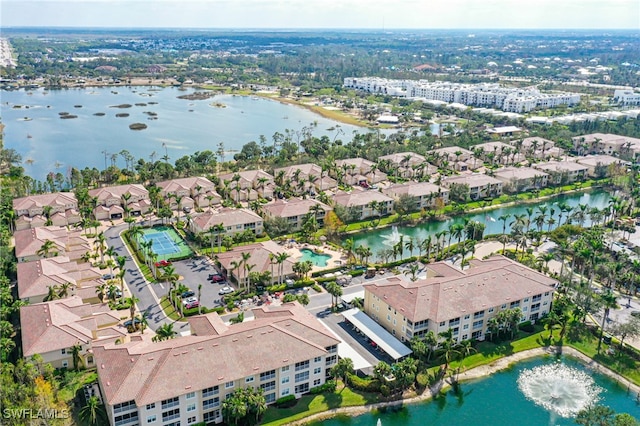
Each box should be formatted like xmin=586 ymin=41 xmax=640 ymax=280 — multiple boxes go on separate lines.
xmin=276 ymin=252 xmax=291 ymax=284
xmin=125 ymin=296 xmax=140 ymax=325
xmin=70 ymin=342 xmax=83 ymax=371
xmin=596 ymin=291 xmax=619 ymax=353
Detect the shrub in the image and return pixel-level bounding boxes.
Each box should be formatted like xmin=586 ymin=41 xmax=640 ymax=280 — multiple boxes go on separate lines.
xmin=275 ymin=395 xmax=296 ymax=408
xmin=310 ymin=380 xmax=336 ymax=394
xmin=416 ymin=372 xmax=429 ymax=392
xmin=312 ymin=284 xmax=322 ymax=293
xmin=380 ymin=256 xmax=418 ymax=269
xmin=518 ymin=321 xmax=535 ymax=333
xmin=346 ymin=373 xmax=380 ymax=392
xmin=266 ymin=284 xmax=287 ymax=293
xmin=348 ymin=269 xmax=364 ymax=277
xmin=311 ymin=266 xmax=345 ymax=277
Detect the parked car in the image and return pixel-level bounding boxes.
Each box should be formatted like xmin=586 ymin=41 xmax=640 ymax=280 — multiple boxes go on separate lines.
xmin=123 ymin=318 xmax=141 ymax=327
xmin=219 ymin=286 xmax=234 ymax=295
xmin=155 ymin=260 xmax=171 ymax=267
xmin=108 ymin=288 xmax=122 ymax=299
xmin=102 ymin=273 xmax=115 ymax=280
xmin=181 ymin=290 xmax=195 ymax=299
xmin=182 ymin=297 xmax=199 ymax=309
xmin=208 ymin=274 xmax=225 ymax=283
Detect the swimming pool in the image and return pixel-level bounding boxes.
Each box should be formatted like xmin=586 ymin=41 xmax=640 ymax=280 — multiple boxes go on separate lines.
xmin=299 ymin=248 xmax=331 ymax=267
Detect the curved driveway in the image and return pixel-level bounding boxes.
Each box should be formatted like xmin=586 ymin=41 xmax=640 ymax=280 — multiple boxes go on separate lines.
xmin=104 ymin=223 xmax=190 ymax=335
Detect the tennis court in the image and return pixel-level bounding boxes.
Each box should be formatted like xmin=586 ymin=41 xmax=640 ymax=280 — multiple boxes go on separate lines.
xmin=139 ymin=226 xmax=193 ymax=260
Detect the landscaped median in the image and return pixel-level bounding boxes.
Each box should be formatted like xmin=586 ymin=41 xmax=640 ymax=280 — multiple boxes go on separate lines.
xmin=260 ymin=324 xmax=640 ymax=426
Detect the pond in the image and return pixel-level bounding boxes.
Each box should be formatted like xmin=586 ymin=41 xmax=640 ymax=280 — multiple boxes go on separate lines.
xmin=348 ymin=189 xmax=612 ymax=261
xmin=311 ymin=355 xmax=639 ymax=426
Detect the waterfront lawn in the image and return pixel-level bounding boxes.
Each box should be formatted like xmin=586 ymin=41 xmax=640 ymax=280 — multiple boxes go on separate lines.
xmin=261 ymin=383 xmax=381 ymax=426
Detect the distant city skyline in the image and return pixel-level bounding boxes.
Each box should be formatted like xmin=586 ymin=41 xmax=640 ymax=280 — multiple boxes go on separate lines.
xmin=2 ymin=0 xmax=639 ymax=30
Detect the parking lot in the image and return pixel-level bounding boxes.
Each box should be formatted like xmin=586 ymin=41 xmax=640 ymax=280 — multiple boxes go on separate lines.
xmin=169 ymin=256 xmax=232 ymax=308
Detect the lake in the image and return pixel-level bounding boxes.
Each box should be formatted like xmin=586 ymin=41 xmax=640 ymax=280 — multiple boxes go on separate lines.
xmin=2 ymin=86 xmax=373 ymax=180
xmin=312 ymin=356 xmax=640 ymax=426
xmin=349 ymin=189 xmax=612 ymax=261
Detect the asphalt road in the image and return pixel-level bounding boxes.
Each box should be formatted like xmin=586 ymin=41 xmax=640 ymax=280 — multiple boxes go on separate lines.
xmin=104 ymin=223 xmax=190 ymax=335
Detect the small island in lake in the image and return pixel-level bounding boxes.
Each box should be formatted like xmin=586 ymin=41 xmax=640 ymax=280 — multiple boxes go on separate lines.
xmin=129 ymin=123 xmax=147 ymax=130
xmin=177 ymin=91 xmax=214 ymax=100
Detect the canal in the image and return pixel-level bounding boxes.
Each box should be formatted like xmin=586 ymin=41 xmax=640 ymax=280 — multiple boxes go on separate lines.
xmin=348 ymin=189 xmax=612 ymax=261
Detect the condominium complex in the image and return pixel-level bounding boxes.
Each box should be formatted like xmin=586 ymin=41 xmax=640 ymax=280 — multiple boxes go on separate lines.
xmin=93 ymin=303 xmax=339 ymax=426
xmin=363 ymin=256 xmax=557 ymax=343
xmin=343 ymin=77 xmax=580 ymax=113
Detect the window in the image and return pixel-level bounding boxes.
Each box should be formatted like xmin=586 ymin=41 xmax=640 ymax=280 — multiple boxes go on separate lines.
xmin=510 ymin=301 xmax=520 ymax=308
xmin=282 ymin=376 xmax=290 ymax=384
xmin=114 ymin=401 xmax=137 ymax=414
xmin=225 ymin=381 xmax=234 ymax=389
xmin=531 ymin=303 xmax=541 ymax=312
xmin=260 ymin=370 xmax=276 ymax=381
xmin=523 ymin=297 xmax=529 ymax=302
xmin=114 ymin=411 xmax=139 ymax=426
xmin=295 ymin=371 xmax=309 ymax=383
xmin=146 ymin=403 xmax=155 ymax=411
xmin=186 ymin=391 xmax=195 ymax=399
xmin=187 ymin=403 xmax=196 ymax=412
xmin=295 ymin=361 xmax=309 ymax=371
xmin=463 ymin=324 xmax=469 ymax=330
xmin=61 ymin=348 xmax=66 ymax=354
xmin=260 ymin=381 xmax=276 ymax=392
xmin=473 ymin=310 xmax=484 ymax=319
xmin=449 ymin=317 xmax=460 ymax=326
xmin=202 ymin=397 xmax=219 ymax=410
xmin=501 ymin=304 xmax=507 ymax=309
xmin=532 ymin=294 xmax=542 ymax=302
xmin=146 ymin=415 xmax=156 ymax=423
xmin=472 ymin=320 xmax=484 ymax=330
xmin=161 ymin=397 xmax=179 ymax=410
xmin=464 ymin=314 xmax=470 ymax=320
xmin=203 ymin=411 xmax=220 ymax=423
xmin=488 ymin=307 xmax=494 ymax=313
xmin=281 ymin=388 xmax=290 ymax=396
xmin=202 ymin=386 xmax=219 ymax=397
xmin=313 ymin=367 xmax=321 ymax=375
xmin=62 ymin=361 xmax=68 ymax=368
xmin=325 ymin=355 xmax=337 ymax=366
xmin=245 ymin=376 xmax=255 ymax=383
xmin=439 ymin=321 xmax=445 ymax=327
xmin=295 ymin=383 xmax=309 ymax=394
xmin=313 ymin=379 xmax=321 ymax=386
xmin=314 ymin=356 xmax=321 ymax=363
xmin=187 ymin=416 xmax=196 ymax=424
xmin=462 ymin=334 xmax=468 ymax=340
xmin=282 ymin=365 xmax=290 ymax=372
xmin=265 ymin=393 xmax=276 ymax=404
xmin=387 ymin=314 xmax=391 ymax=321
xmin=161 ymin=409 xmax=179 ymax=423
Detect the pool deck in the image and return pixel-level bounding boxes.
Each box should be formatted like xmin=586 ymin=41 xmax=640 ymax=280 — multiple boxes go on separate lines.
xmin=282 ymin=243 xmax=346 ymax=272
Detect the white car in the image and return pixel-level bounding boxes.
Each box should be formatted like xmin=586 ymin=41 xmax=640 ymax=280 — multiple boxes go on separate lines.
xmin=219 ymin=286 xmax=234 ymax=295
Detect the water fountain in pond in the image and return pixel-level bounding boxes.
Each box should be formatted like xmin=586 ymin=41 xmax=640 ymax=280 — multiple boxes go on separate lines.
xmin=517 ymin=362 xmax=603 ymax=418
xmin=381 ymin=225 xmax=404 ymax=246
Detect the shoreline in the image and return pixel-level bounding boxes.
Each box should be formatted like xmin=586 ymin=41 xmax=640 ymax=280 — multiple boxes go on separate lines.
xmin=284 ymin=346 xmax=640 ymax=426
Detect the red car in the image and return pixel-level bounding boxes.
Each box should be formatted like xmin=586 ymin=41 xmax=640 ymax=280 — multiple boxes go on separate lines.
xmin=155 ymin=260 xmax=172 ymax=267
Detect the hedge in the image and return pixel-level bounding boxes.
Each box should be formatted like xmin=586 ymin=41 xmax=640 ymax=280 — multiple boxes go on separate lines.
xmin=309 ymin=380 xmax=337 ymax=394
xmin=311 ymin=266 xmax=345 ymax=277
xmin=346 ymin=373 xmax=380 ymax=392
xmin=380 ymin=256 xmax=418 ymax=269
xmin=275 ymin=395 xmax=296 ymax=407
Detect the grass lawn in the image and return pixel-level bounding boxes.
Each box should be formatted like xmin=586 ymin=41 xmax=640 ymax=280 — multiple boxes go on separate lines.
xmin=159 ymin=296 xmax=185 ymax=322
xmin=58 ymin=370 xmax=98 ymax=402
xmin=261 ymin=384 xmax=381 ymax=426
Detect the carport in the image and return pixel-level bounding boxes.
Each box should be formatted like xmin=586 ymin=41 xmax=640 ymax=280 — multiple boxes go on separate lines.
xmin=342 ymin=308 xmax=412 ymax=361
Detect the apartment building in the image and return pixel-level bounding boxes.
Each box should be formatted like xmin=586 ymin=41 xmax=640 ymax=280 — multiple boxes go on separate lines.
xmin=13 ymin=192 xmax=82 ymax=230
xmin=363 ymin=256 xmax=557 ymax=343
xmin=533 ymin=161 xmax=588 ymax=185
xmin=215 ymin=240 xmax=296 ymax=285
xmin=441 ymin=174 xmax=503 ymax=200
xmin=89 ymin=184 xmax=151 ymax=220
xmin=190 ymin=208 xmax=264 ymax=238
xmin=572 ymin=133 xmax=640 ymax=160
xmin=473 ymin=141 xmax=523 ymax=166
xmin=93 ymin=303 xmax=339 ymax=426
xmin=493 ymin=167 xmax=549 ymax=193
xmin=383 ymin=182 xmax=449 ymax=211
xmin=335 ymin=158 xmax=388 ymax=186
xmin=378 ymin=152 xmax=437 ymax=179
xmin=218 ymin=170 xmax=275 ymax=202
xmin=575 ymin=155 xmax=629 ymax=177
xmin=429 ymin=146 xmax=479 ymax=172
xmin=273 ymin=163 xmax=337 ymax=195
xmin=333 ymin=189 xmax=395 ymax=220
xmin=20 ymin=296 xmax=123 ymax=370
xmin=14 ymin=226 xmax=92 ymax=263
xmin=262 ymin=198 xmax=331 ymax=232
xmin=156 ymin=177 xmax=221 ymax=211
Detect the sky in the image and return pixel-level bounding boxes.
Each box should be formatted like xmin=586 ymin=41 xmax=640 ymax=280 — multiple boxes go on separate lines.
xmin=1 ymin=0 xmax=639 ymax=30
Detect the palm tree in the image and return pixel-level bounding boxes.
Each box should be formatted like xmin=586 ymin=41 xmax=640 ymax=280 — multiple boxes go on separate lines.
xmin=326 ymin=281 xmax=342 ymax=310
xmin=36 ymin=239 xmax=58 ymax=258
xmin=79 ymin=396 xmax=107 ymax=426
xmin=58 ymin=282 xmax=73 ymax=298
xmin=152 ymin=323 xmax=177 ymax=342
xmin=276 ymin=252 xmax=291 ymax=284
xmin=125 ymin=296 xmax=140 ymax=325
xmin=596 ymin=291 xmax=619 ymax=352
xmin=70 ymin=342 xmax=83 ymax=371
xmin=95 ymin=283 xmax=107 ymax=303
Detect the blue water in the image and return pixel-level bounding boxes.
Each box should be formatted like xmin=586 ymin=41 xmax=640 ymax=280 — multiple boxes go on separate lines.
xmin=350 ymin=189 xmax=612 ymax=261
xmin=1 ymin=87 xmax=368 ymax=180
xmin=300 ymin=248 xmax=332 ymax=267
xmin=313 ymin=356 xmax=639 ymax=426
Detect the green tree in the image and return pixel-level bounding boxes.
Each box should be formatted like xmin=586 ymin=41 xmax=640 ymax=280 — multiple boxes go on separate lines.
xmin=79 ymin=395 xmax=108 ymax=426
xmin=152 ymin=323 xmax=176 ymax=342
xmin=330 ymin=357 xmax=354 ymax=388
